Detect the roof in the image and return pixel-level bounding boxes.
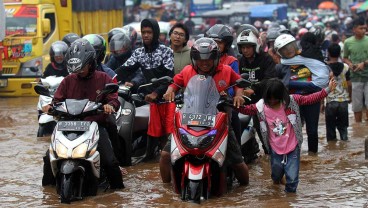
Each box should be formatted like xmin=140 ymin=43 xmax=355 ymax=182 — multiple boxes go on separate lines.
xmin=202 ymin=7 xmax=251 ymax=17
xmin=249 ymin=3 xmax=287 ymax=18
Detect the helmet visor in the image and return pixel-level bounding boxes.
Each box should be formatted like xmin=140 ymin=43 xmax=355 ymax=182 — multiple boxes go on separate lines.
xmin=191 ymin=51 xmax=217 ymax=60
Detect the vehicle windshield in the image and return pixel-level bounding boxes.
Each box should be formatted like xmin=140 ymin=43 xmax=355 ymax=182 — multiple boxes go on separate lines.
xmin=5 ymin=6 xmax=38 ymax=37
xmin=180 ymin=75 xmax=220 ymax=116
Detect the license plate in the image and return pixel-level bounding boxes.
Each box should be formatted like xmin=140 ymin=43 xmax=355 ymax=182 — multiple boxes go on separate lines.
xmin=182 ymin=113 xmax=216 ymax=127
xmin=57 ymin=121 xmax=91 ymax=131
xmin=0 ymin=79 xmax=8 ymax=87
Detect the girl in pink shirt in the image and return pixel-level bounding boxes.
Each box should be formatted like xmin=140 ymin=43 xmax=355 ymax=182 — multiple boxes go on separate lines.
xmin=238 ymin=78 xmax=336 ymax=192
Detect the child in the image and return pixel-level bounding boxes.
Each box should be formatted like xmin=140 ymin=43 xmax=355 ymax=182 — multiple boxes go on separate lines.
xmin=238 ymin=78 xmax=336 ymax=192
xmin=275 ymin=33 xmax=330 ymax=94
xmin=325 ymin=43 xmax=351 ymax=141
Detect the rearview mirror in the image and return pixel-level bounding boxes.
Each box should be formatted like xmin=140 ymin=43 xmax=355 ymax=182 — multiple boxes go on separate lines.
xmin=103 ymin=83 xmax=119 ymax=94
xmin=42 ymin=19 xmax=51 ymax=36
xmin=34 ymin=84 xmax=51 ymax=97
xmin=240 ymin=73 xmax=249 ymax=80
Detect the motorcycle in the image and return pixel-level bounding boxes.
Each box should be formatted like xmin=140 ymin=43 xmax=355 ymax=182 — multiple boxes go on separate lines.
xmin=115 ymin=84 xmax=150 ymax=166
xmin=34 ymin=83 xmax=118 ymax=203
xmin=36 ymin=76 xmax=64 ymax=137
xmin=166 ymin=75 xmax=250 ymax=203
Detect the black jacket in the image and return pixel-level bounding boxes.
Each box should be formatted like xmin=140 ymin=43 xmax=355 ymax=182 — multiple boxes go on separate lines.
xmin=115 ymin=19 xmax=174 ymax=97
xmin=238 ymin=52 xmax=277 ymax=102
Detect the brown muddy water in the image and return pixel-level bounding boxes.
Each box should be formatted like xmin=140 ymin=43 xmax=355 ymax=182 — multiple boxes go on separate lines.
xmin=1 ymin=97 xmax=368 ymax=207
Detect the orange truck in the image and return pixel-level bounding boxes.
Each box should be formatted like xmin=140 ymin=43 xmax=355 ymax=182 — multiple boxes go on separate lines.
xmin=1 ymin=0 xmax=123 ymax=96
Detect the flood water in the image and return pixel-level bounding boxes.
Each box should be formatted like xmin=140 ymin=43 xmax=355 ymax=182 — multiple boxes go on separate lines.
xmin=1 ymin=97 xmax=368 ymax=207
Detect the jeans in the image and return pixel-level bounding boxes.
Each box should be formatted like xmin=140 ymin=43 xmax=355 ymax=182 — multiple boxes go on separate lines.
xmin=300 ymin=102 xmax=321 ymax=153
xmin=270 ymin=146 xmax=300 ymax=193
xmin=325 ymin=101 xmax=349 ymax=141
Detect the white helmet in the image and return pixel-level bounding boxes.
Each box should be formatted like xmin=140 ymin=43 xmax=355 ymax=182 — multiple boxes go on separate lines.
xmin=274 ymin=34 xmax=296 ymax=55
xmin=237 ymin=29 xmax=261 ymax=54
xmin=305 ymin=22 xmax=313 ymax=30
xmin=263 ymin=20 xmax=271 ymax=28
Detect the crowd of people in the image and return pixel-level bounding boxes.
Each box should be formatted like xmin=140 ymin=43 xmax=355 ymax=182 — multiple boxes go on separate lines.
xmin=41 ymin=13 xmax=368 ymax=195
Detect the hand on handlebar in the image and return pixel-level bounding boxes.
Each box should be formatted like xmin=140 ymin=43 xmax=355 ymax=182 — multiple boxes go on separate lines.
xmin=103 ymin=104 xmax=115 ymax=114
xmin=163 ymin=91 xmax=175 ymax=102
xmin=145 ymin=92 xmax=158 ymax=102
xmin=233 ymin=95 xmax=245 ymax=108
xmin=42 ymin=104 xmax=52 ymax=113
xmin=124 ymin=82 xmax=134 ymax=87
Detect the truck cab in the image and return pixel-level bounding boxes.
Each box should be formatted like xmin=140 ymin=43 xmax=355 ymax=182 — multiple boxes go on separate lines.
xmin=1 ymin=0 xmax=123 ymax=96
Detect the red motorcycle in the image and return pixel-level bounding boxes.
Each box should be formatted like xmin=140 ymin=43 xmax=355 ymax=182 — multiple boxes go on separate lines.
xmin=168 ymin=74 xmax=249 ymax=203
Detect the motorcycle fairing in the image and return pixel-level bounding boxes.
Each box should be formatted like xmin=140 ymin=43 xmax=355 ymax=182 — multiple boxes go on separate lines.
xmin=52 ymin=122 xmax=99 ymax=158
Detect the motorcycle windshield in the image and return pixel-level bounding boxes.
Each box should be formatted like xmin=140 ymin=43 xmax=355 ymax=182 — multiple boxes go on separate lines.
xmin=181 ymin=75 xmax=220 ymax=121
xmin=65 ymin=99 xmax=89 ymax=115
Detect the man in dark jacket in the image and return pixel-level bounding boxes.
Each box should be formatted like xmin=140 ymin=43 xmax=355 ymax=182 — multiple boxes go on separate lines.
xmin=115 ymin=18 xmax=175 ymax=160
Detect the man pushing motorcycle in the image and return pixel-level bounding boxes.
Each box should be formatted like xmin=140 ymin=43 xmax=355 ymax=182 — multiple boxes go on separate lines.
xmin=160 ymin=37 xmax=249 ymax=187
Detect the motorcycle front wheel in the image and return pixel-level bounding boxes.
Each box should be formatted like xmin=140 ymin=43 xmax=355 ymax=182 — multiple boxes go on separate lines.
xmin=182 ymin=180 xmax=203 ymax=204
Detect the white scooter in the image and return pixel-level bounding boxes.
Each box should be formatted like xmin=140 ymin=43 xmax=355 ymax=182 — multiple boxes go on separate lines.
xmin=37 ymin=76 xmax=64 ymax=137
xmin=34 ymin=83 xmax=118 ymax=203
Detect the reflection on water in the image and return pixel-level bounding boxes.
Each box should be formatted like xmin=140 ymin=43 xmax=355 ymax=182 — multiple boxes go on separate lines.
xmin=1 ymin=97 xmax=368 ymax=207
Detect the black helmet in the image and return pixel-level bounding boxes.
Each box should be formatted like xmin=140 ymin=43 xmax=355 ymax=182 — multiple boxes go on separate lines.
xmin=109 ymin=33 xmax=132 ymax=59
xmin=82 ymin=34 xmax=106 ymax=63
xmin=62 ymin=33 xmax=80 ymax=47
xmin=190 ymin=37 xmax=220 ymax=74
xmin=107 ymin=27 xmax=124 ymax=43
xmin=237 ymin=24 xmax=259 ymax=38
xmin=267 ymin=29 xmax=281 ymax=42
xmin=205 ymin=24 xmax=233 ymax=52
xmin=309 ymin=26 xmax=325 ymax=45
xmin=66 ymin=38 xmax=96 ymax=74
xmin=49 ymin=41 xmax=68 ymax=64
xmin=122 ymin=25 xmax=138 ymax=49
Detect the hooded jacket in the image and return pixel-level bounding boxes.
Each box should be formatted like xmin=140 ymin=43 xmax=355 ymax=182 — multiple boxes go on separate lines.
xmin=115 ymin=19 xmax=174 ymax=97
xmin=173 ymin=45 xmax=191 ymax=74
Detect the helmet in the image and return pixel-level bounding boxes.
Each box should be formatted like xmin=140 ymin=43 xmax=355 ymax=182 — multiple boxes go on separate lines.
xmin=263 ymin=20 xmax=272 ymax=28
xmin=236 ymin=29 xmax=261 ymax=54
xmin=107 ymin=27 xmax=124 ymax=43
xmin=267 ymin=29 xmax=281 ymax=42
xmin=268 ymin=22 xmax=280 ymax=31
xmin=135 ymin=33 xmax=143 ymax=49
xmin=237 ymin=24 xmax=259 ymax=38
xmin=62 ymin=33 xmax=79 ymax=46
xmin=49 ymin=41 xmax=68 ymax=64
xmin=190 ymin=37 xmax=220 ymax=74
xmin=109 ymin=33 xmax=132 ymax=59
xmin=298 ymin=28 xmax=308 ymax=38
xmin=305 ymin=22 xmax=313 ymax=30
xmin=274 ymin=34 xmax=296 ymax=56
xmin=309 ymin=26 xmax=325 ymax=44
xmin=122 ymin=25 xmax=138 ymax=48
xmin=205 ymin=24 xmax=233 ymax=52
xmin=66 ymin=38 xmax=96 ymax=74
xmin=82 ymin=34 xmax=106 ymax=63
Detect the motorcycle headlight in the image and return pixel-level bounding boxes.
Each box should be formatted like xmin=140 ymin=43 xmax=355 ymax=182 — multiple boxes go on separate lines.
xmin=55 ymin=140 xmax=68 ymax=158
xmin=18 ymin=57 xmax=43 ymax=77
xmin=72 ymin=141 xmax=88 ymax=158
xmin=198 ymin=130 xmax=216 ymax=149
xmin=179 ymin=128 xmax=216 ymax=150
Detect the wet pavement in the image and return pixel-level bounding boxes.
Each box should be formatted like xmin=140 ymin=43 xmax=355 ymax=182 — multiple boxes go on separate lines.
xmin=1 ymin=97 xmax=368 ymax=207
